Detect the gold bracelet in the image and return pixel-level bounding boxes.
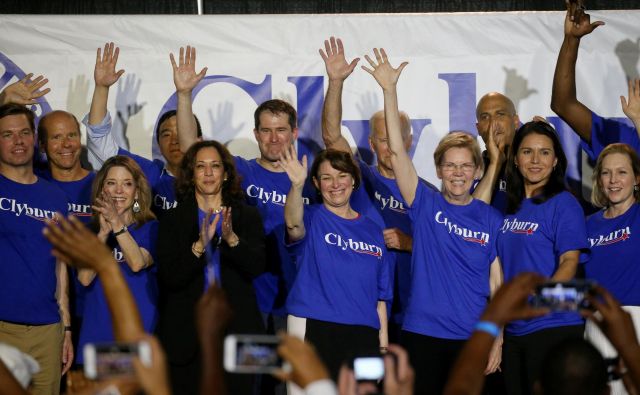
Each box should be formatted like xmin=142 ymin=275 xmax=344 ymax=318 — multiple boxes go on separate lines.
xmin=227 ymin=236 xmax=239 ymax=248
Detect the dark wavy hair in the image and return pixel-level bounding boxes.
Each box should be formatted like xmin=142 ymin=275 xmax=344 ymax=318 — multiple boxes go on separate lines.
xmin=91 ymin=155 xmax=156 ymax=228
xmin=175 ymin=140 xmax=244 ymax=205
xmin=310 ymin=149 xmax=361 ymax=197
xmin=505 ymin=121 xmax=568 ymax=214
xmin=0 ymin=103 xmax=35 ymax=132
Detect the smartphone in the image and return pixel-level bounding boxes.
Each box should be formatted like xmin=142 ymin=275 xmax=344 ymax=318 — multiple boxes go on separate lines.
xmin=353 ymin=356 xmax=385 ymax=381
xmin=223 ymin=334 xmax=288 ymax=374
xmin=530 ymin=280 xmax=596 ymax=311
xmin=83 ymin=341 xmax=151 ymax=380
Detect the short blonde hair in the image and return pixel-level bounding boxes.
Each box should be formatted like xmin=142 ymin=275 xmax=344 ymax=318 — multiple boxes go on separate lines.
xmin=591 ymin=143 xmax=640 ymax=208
xmin=433 ymin=131 xmax=484 ymax=173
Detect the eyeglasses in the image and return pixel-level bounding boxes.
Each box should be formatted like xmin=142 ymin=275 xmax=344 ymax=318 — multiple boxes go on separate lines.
xmin=440 ymin=162 xmax=476 ymax=173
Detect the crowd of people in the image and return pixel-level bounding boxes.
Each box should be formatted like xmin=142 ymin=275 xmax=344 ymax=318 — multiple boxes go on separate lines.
xmin=1 ymin=1 xmax=640 ymax=394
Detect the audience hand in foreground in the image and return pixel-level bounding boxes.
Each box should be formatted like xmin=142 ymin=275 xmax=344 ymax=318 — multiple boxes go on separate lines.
xmin=196 ymin=283 xmax=232 ymax=344
xmin=480 ymin=272 xmax=549 ymax=326
xmin=132 ymin=334 xmax=171 ymax=395
xmin=273 ymin=334 xmax=330 ymax=389
xmin=43 ymin=214 xmax=114 ymax=272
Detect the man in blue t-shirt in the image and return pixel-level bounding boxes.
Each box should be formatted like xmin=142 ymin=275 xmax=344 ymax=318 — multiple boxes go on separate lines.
xmin=83 ymin=42 xmax=202 ymax=218
xmin=551 ymin=6 xmax=640 ymax=161
xmin=0 ymin=104 xmax=72 ymax=394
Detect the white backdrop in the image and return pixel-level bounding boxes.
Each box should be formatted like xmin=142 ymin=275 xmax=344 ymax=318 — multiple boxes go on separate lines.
xmin=1 ymin=11 xmax=638 ymax=189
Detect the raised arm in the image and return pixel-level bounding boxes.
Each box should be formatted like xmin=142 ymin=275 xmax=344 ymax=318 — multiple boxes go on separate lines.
xmin=279 ymin=145 xmax=308 ymax=242
xmin=171 ymin=45 xmax=207 ymax=150
xmin=89 ymin=42 xmax=124 ymax=126
xmin=93 ymin=191 xmax=153 ymax=273
xmin=320 ymin=37 xmax=359 ymax=152
xmin=56 ymin=259 xmax=73 ymax=374
xmin=362 ymin=49 xmax=417 ymax=205
xmin=472 ymin=120 xmax=504 ymax=204
xmin=86 ymin=42 xmax=125 ymax=168
xmin=0 ymin=73 xmax=50 ymax=106
xmin=621 ymin=79 xmax=640 ymax=132
xmin=550 ymin=3 xmax=604 ymax=143
xmin=44 ymin=215 xmax=144 ymax=341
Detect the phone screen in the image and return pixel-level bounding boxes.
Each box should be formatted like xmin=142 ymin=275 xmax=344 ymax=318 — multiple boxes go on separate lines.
xmin=531 ymin=281 xmax=595 ymax=311
xmin=84 ymin=342 xmax=150 ymax=379
xmin=226 ymin=335 xmax=284 ymax=373
xmin=353 ymin=356 xmax=385 ymax=381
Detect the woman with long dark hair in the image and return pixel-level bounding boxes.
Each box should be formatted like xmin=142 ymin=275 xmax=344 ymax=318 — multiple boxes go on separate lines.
xmin=156 ymin=140 xmax=265 ymax=395
xmin=498 ymin=121 xmax=589 ymax=394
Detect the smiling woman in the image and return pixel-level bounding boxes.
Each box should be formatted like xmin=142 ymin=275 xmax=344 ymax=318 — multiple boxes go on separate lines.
xmin=156 ymin=140 xmax=266 ymax=395
xmin=76 ymin=155 xmax=159 ymax=366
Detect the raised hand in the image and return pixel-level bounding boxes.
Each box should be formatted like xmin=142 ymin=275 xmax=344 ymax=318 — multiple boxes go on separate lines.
xmin=199 ymin=209 xmax=221 ymax=248
xmin=170 ymin=45 xmax=208 ymax=94
xmin=361 ymin=48 xmax=408 ymax=92
xmin=94 ymin=42 xmax=125 ymax=88
xmin=384 ymin=344 xmax=415 ymax=395
xmin=486 ymin=119 xmax=506 ymax=165
xmin=564 ymin=2 xmax=604 ymax=39
xmin=279 ymin=144 xmax=307 ymax=188
xmin=0 ymin=73 xmax=50 ymax=105
xmin=319 ymin=36 xmax=360 ymax=82
xmin=220 ymin=207 xmax=240 ymax=247
xmin=92 ymin=190 xmax=126 ymax=230
xmin=566 ymin=0 xmax=586 ymax=22
xmin=43 ymin=214 xmax=114 ymax=272
xmin=621 ymin=79 xmax=640 ymax=130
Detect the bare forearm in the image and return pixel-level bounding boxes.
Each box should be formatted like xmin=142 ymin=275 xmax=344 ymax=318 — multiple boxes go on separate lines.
xmin=56 ymin=261 xmax=71 ymax=326
xmin=284 ymin=185 xmax=306 ymax=242
xmin=377 ymin=301 xmax=388 ymax=348
xmin=322 ymin=79 xmax=350 ymax=152
xmin=200 ymin=335 xmax=226 ymax=395
xmin=551 ymin=36 xmax=592 ymax=141
xmin=472 ymin=162 xmax=502 ymax=204
xmin=89 ymin=85 xmax=110 ymax=126
xmin=116 ymin=232 xmax=152 ymax=272
xmin=443 ymin=331 xmax=495 ymax=395
xmin=383 ymin=87 xmax=417 ymax=205
xmin=551 ymin=252 xmax=579 ymax=282
xmin=177 ymin=91 xmax=198 ymax=149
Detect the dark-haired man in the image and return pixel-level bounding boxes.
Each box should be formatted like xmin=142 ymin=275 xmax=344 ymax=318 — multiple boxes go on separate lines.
xmin=0 ymin=104 xmax=72 ymax=394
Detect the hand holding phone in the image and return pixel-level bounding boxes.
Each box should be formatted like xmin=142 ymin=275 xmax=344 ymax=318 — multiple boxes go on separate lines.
xmin=530 ymin=280 xmax=596 ymax=311
xmin=224 ymin=334 xmax=289 ymax=374
xmin=83 ymin=341 xmax=151 ymax=380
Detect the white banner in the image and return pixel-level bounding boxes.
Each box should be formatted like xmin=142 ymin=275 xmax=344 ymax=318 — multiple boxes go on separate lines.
xmin=1 ymin=11 xmax=638 ymax=190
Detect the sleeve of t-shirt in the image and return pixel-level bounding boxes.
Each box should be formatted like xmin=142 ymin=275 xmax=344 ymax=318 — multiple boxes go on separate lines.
xmin=552 ymin=193 xmax=589 ymax=258
xmin=234 ymin=155 xmax=249 ymax=176
xmin=408 ymin=181 xmax=436 ymax=223
xmin=581 ymin=111 xmax=640 ymax=161
xmin=82 ymin=112 xmax=118 ymax=169
xmin=377 ymin=246 xmax=393 ymax=301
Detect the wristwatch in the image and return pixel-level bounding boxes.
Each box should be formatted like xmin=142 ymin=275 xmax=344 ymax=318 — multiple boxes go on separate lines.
xmin=113 ymin=225 xmax=128 ymax=236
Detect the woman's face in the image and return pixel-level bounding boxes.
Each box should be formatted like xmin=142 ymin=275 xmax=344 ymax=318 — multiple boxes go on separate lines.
xmin=515 ymin=132 xmax=558 ymax=189
xmin=314 ymin=160 xmax=354 ymax=210
xmin=436 ymin=147 xmax=480 ymax=203
xmin=193 ymin=146 xmax=227 ymax=197
xmin=102 ymin=166 xmax=137 ymax=213
xmin=599 ymin=152 xmax=639 ymax=207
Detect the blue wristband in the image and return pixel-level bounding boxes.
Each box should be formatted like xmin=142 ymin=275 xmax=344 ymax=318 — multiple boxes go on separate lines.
xmin=475 ymin=321 xmax=500 ymax=337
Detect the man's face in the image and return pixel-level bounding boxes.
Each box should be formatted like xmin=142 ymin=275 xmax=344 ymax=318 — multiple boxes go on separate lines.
xmin=157 ymin=116 xmax=184 ymax=169
xmin=253 ymin=111 xmax=298 ymax=162
xmin=41 ymin=113 xmax=82 ymax=172
xmin=368 ymin=117 xmax=411 ymax=173
xmin=476 ymin=94 xmax=519 ymax=150
xmin=0 ymin=114 xmax=34 ymax=169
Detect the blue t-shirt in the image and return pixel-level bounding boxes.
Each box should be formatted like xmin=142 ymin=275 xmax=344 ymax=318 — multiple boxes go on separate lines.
xmin=118 ymin=148 xmax=176 ymax=217
xmin=351 ymin=159 xmax=438 ymax=324
xmin=37 ymin=170 xmax=96 ymax=318
xmin=77 ymin=220 xmax=159 ymax=363
xmin=285 ymin=204 xmax=392 ymax=329
xmin=585 ymin=203 xmax=640 ymax=306
xmin=234 ymin=156 xmax=316 ymax=315
xmin=38 ymin=170 xmax=95 ymax=223
xmin=498 ymin=191 xmax=588 ymax=336
xmin=0 ymin=175 xmax=69 ymax=324
xmin=402 ymin=183 xmax=502 ymax=340
xmin=581 ymin=112 xmax=640 ymax=162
